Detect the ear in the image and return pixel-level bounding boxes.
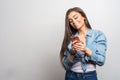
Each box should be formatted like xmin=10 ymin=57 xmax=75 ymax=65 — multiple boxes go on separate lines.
xmin=84 ymin=18 xmax=86 ymax=21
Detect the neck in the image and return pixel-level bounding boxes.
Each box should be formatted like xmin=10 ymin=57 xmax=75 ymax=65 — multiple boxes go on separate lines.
xmin=78 ymin=25 xmax=88 ymax=36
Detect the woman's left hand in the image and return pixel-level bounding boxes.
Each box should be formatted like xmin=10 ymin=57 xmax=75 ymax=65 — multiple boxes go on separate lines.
xmin=72 ymin=40 xmax=86 ymax=52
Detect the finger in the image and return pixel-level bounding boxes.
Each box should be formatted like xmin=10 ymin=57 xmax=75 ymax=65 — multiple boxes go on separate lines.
xmin=72 ymin=44 xmax=81 ymax=49
xmin=75 ymin=47 xmax=83 ymax=52
xmin=72 ymin=40 xmax=79 ymax=44
xmin=74 ymin=42 xmax=83 ymax=46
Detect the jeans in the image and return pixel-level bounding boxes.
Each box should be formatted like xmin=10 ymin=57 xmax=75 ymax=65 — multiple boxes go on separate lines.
xmin=65 ymin=70 xmax=98 ymax=80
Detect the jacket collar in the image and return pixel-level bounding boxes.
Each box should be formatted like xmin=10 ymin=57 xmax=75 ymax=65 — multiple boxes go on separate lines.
xmin=75 ymin=29 xmax=93 ymax=37
xmin=86 ymin=29 xmax=92 ymax=37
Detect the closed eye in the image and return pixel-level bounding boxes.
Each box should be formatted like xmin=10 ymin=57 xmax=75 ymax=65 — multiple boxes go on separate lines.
xmin=74 ymin=16 xmax=78 ymax=19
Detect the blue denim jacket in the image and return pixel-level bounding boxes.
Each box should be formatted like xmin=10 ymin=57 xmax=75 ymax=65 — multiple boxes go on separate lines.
xmin=62 ymin=29 xmax=107 ymax=70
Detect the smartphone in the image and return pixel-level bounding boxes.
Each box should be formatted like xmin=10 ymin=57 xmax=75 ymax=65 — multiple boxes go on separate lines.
xmin=70 ymin=36 xmax=80 ymax=43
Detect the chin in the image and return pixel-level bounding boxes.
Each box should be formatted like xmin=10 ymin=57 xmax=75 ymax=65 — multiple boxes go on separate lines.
xmin=78 ymin=27 xmax=83 ymax=31
xmin=76 ymin=26 xmax=81 ymax=30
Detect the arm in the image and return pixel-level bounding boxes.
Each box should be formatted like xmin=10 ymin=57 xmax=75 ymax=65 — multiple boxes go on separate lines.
xmin=85 ymin=32 xmax=107 ymax=66
xmin=62 ymin=48 xmax=74 ymax=70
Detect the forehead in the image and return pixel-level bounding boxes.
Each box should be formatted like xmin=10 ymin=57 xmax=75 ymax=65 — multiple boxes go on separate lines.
xmin=68 ymin=11 xmax=81 ymax=18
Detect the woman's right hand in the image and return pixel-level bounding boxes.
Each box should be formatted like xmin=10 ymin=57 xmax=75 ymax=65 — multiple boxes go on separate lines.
xmin=71 ymin=37 xmax=85 ymax=52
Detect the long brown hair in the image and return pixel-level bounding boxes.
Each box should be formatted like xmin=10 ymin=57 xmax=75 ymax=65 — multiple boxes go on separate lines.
xmin=60 ymin=7 xmax=92 ymax=66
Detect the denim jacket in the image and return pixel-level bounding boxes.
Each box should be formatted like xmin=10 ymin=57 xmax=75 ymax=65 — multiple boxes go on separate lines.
xmin=62 ymin=29 xmax=107 ymax=70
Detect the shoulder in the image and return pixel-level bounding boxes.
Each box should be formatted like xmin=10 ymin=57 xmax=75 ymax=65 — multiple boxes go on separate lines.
xmin=89 ymin=29 xmax=105 ymax=36
xmin=93 ymin=29 xmax=107 ymax=41
xmin=88 ymin=29 xmax=106 ymax=40
xmin=91 ymin=29 xmax=104 ymax=34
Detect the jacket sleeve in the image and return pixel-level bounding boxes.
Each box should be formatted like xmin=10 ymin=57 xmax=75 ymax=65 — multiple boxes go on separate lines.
xmin=89 ymin=32 xmax=107 ymax=66
xmin=62 ymin=49 xmax=73 ymax=70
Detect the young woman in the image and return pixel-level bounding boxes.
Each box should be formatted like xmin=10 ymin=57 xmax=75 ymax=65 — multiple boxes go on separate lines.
xmin=60 ymin=7 xmax=107 ymax=80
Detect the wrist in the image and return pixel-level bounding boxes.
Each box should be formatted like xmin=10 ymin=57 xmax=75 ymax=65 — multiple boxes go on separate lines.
xmin=85 ymin=47 xmax=92 ymax=57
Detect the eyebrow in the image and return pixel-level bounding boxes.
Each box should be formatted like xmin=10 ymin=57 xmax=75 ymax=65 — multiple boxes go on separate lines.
xmin=73 ymin=14 xmax=77 ymax=18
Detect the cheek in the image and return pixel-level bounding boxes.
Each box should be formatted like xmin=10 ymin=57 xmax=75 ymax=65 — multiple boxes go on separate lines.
xmin=70 ymin=23 xmax=76 ymax=29
xmin=70 ymin=23 xmax=73 ymax=26
xmin=69 ymin=23 xmax=74 ymax=27
xmin=80 ymin=18 xmax=85 ymax=24
xmin=81 ymin=17 xmax=85 ymax=22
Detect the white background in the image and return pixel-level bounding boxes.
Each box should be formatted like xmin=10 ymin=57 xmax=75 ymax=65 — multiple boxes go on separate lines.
xmin=0 ymin=0 xmax=120 ymax=80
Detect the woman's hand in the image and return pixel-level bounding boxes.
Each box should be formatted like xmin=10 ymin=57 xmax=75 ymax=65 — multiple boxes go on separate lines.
xmin=72 ymin=40 xmax=92 ymax=57
xmin=72 ymin=39 xmax=86 ymax=52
